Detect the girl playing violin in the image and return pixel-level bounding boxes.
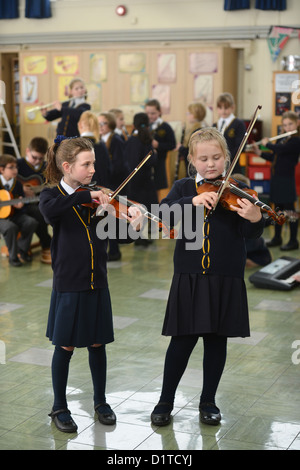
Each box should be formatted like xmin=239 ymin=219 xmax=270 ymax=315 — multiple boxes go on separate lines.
xmin=39 ymin=136 xmax=142 ymax=433
xmin=151 ymin=127 xmax=264 ymax=427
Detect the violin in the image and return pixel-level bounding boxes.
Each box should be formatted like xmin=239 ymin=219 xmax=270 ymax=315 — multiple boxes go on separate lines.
xmin=197 ymin=177 xmax=286 ymax=226
xmin=77 ymin=184 xmax=177 ymax=239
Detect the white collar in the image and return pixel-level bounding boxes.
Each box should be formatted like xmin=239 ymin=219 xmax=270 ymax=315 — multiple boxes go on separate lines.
xmin=218 ymin=113 xmax=235 ymax=127
xmin=25 ymin=155 xmax=40 ymax=170
xmin=60 ymin=177 xmax=79 ymax=195
xmin=196 ymin=170 xmax=226 ymax=184
xmin=196 ymin=173 xmax=204 ymax=184
xmin=80 ymin=131 xmax=94 ymax=137
xmin=0 ymin=175 xmax=14 ymax=189
xmin=151 ymin=117 xmax=163 ymax=130
xmin=101 ymin=132 xmax=111 ymax=143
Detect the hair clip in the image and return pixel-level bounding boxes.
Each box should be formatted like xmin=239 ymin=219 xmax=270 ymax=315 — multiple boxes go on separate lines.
xmin=54 ymin=135 xmax=78 ymax=145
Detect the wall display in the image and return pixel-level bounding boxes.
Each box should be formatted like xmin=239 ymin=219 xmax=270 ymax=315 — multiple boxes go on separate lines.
xmin=152 ymin=84 xmax=171 ymax=114
xmin=16 ymin=45 xmax=237 ymax=193
xmin=272 ymin=71 xmax=300 ymax=135
xmin=119 ymin=53 xmax=145 ymax=73
xmin=189 ymin=52 xmax=218 ymax=74
xmin=22 ymin=75 xmax=38 ymax=103
xmin=275 ymin=92 xmax=291 ymax=115
xmin=130 ymin=74 xmax=149 ymax=104
xmin=53 ymin=55 xmax=79 ymax=75
xmin=58 ymin=75 xmax=74 ymax=101
xmin=23 ymin=55 xmax=47 ymax=74
xmin=86 ymin=83 xmax=101 ymax=111
xmin=157 ymin=53 xmax=176 ymax=83
xmin=90 ymin=53 xmax=107 ymax=82
xmin=194 ymin=74 xmax=213 ymax=104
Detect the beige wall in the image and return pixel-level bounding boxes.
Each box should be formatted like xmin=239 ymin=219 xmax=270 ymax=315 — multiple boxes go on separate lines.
xmin=0 ymin=0 xmax=299 ymax=33
xmin=1 ymin=0 xmax=300 ymax=137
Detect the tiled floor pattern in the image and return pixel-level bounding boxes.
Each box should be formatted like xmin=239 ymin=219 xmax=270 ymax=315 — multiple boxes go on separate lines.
xmin=0 ymin=224 xmax=299 ymax=451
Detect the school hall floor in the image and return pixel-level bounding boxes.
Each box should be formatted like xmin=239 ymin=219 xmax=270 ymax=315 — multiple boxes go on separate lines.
xmin=0 ymin=224 xmax=299 ymax=452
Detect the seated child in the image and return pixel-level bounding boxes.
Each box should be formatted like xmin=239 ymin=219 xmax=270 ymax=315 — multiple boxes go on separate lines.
xmin=17 ymin=137 xmax=52 ymax=264
xmin=0 ymin=154 xmax=38 ymax=267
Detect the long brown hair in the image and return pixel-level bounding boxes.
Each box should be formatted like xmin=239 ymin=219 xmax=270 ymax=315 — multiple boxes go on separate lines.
xmin=44 ymin=137 xmax=94 ymax=184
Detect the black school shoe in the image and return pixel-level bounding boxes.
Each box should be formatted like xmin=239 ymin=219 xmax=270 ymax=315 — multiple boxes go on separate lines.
xmin=95 ymin=403 xmax=116 ymax=425
xmin=199 ymin=402 xmax=221 ymax=426
xmin=48 ymin=409 xmax=78 ymax=433
xmin=151 ymin=402 xmax=173 ymax=426
xmin=280 ymin=240 xmax=299 ymax=251
xmin=9 ymin=258 xmax=23 ymax=267
xmin=18 ymin=250 xmax=33 ymax=262
xmin=266 ymin=237 xmax=282 ymax=247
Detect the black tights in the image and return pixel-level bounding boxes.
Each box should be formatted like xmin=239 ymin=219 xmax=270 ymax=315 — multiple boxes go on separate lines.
xmin=158 ymin=334 xmax=227 ymax=406
xmin=51 ymin=345 xmax=107 ymax=412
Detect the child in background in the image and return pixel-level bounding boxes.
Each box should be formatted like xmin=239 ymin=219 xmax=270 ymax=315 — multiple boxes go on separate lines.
xmin=145 ymin=99 xmax=176 ymax=195
xmin=0 ymin=154 xmax=38 ymax=266
xmin=232 ymin=173 xmax=272 ymax=268
xmin=39 ymin=136 xmax=142 ymax=433
xmin=176 ymin=102 xmax=207 ymax=175
xmin=77 ymin=110 xmax=112 ymax=188
xmin=125 ymin=112 xmax=157 ymax=244
xmin=109 ymin=108 xmax=129 ymax=141
xmin=42 ymin=78 xmax=90 ymax=137
xmin=17 ymin=136 xmax=52 ymax=264
xmin=252 ymin=111 xmax=300 ymax=251
xmin=98 ymin=112 xmax=128 ymax=260
xmin=213 ymin=92 xmax=246 ymax=173
xmin=151 ymin=128 xmax=264 ymax=427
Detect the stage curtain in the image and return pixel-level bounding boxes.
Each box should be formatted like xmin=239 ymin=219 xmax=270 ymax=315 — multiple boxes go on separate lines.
xmin=0 ymin=0 xmax=19 ymax=19
xmin=25 ymin=0 xmax=52 ymax=18
xmin=224 ymin=0 xmax=250 ymax=10
xmin=255 ymin=0 xmax=286 ymax=10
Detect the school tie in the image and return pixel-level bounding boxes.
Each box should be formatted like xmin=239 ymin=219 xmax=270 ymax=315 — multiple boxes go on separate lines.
xmin=219 ymin=120 xmax=226 ymax=134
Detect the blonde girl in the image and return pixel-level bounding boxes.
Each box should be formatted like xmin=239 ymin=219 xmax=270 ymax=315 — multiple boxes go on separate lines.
xmin=151 ymin=128 xmax=263 ymax=427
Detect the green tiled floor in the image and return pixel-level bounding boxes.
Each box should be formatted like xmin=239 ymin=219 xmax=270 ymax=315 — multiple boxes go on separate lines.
xmin=0 ymin=224 xmax=299 ymax=451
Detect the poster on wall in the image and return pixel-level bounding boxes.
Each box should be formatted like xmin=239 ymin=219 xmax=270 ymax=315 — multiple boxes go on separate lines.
xmin=58 ymin=76 xmax=73 ymax=101
xmin=22 ymin=76 xmax=38 ymax=103
xmin=130 ymin=74 xmax=149 ymax=103
xmin=194 ymin=74 xmax=213 ymax=104
xmin=119 ymin=53 xmax=146 ymax=73
xmin=24 ymin=106 xmax=45 ymax=124
xmin=275 ymin=73 xmax=299 ymax=93
xmin=23 ymin=55 xmax=47 ymax=74
xmin=157 ymin=53 xmax=176 ymax=83
xmin=90 ymin=53 xmax=107 ymax=82
xmin=54 ymin=56 xmax=79 ymax=75
xmin=189 ymin=52 xmax=218 ymax=74
xmin=86 ymin=83 xmax=101 ymax=111
xmin=275 ymin=92 xmax=291 ymax=115
xmin=152 ymin=84 xmax=171 ymax=114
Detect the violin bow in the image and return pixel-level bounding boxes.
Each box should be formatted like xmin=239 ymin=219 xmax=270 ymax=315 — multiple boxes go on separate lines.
xmin=206 ymin=104 xmax=262 ymax=219
xmin=96 ymin=150 xmax=153 ymax=216
xmin=109 ymin=150 xmax=153 ymax=202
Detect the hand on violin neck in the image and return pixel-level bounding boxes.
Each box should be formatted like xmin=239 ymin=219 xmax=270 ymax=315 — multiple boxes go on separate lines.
xmin=229 ymin=197 xmax=262 ymax=223
xmin=192 ymin=191 xmax=218 ymax=210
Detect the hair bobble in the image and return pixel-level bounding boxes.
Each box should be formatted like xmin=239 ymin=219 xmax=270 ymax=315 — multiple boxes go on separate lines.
xmin=54 ymin=135 xmax=78 ymax=145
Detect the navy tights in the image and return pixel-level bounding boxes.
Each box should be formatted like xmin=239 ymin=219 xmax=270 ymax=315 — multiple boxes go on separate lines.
xmin=51 ymin=344 xmax=107 ymax=412
xmin=157 ymin=334 xmax=227 ymax=409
